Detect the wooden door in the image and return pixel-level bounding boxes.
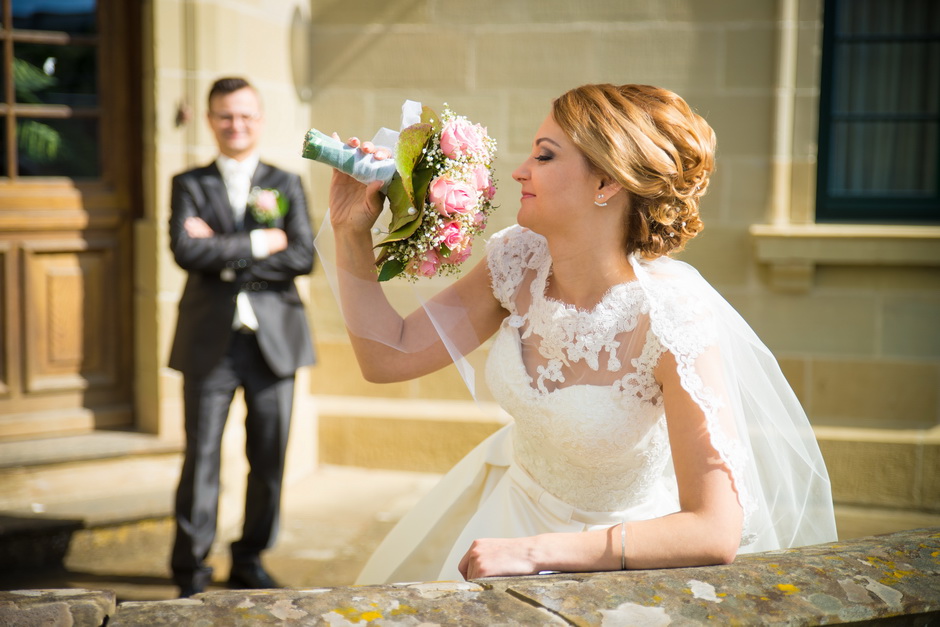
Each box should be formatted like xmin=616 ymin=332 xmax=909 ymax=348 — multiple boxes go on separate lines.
xmin=0 ymin=0 xmax=140 ymax=438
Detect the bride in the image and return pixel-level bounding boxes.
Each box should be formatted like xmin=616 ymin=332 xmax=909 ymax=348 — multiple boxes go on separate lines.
xmin=325 ymin=83 xmax=837 ymax=583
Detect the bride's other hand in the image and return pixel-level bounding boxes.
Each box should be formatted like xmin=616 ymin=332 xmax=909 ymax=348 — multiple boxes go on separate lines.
xmin=350 ymin=136 xmax=392 ymax=161
xmin=458 ymin=537 xmax=539 ymax=579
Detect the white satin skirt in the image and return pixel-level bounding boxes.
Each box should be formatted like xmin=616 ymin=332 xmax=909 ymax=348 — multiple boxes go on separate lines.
xmin=354 ymin=424 xmax=680 ymax=584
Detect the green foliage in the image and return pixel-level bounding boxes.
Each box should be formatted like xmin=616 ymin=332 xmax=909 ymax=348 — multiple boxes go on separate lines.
xmin=377 ymin=258 xmax=406 ymax=282
xmin=13 ymin=58 xmax=63 ymax=165
xmin=18 ymin=120 xmax=61 ymax=162
xmin=13 ymin=58 xmax=57 ymax=104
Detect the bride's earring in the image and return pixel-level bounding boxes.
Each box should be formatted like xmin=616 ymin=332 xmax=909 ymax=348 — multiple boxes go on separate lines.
xmin=594 ymin=194 xmax=608 ymax=207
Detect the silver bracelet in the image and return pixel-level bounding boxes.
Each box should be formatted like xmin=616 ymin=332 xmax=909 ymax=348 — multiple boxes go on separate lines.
xmin=620 ymin=521 xmax=627 ymax=570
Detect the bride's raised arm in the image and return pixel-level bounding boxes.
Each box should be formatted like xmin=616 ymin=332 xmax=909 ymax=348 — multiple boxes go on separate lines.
xmin=327 ymin=168 xmax=505 ymax=383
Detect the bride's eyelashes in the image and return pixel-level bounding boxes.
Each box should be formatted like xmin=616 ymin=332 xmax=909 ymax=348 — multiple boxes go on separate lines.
xmin=535 ymin=153 xmax=554 ymax=162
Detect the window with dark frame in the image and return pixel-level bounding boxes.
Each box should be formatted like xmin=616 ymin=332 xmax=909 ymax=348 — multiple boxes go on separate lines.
xmin=816 ymin=0 xmax=940 ymax=224
xmin=0 ymin=0 xmax=100 ymax=179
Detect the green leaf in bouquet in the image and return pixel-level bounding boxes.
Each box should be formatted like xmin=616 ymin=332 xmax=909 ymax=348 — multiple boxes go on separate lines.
xmin=412 ymin=166 xmax=434 ymax=215
xmin=395 ymin=122 xmax=434 ymax=207
xmin=381 ymin=210 xmax=424 ymax=244
xmin=421 ymin=106 xmax=441 ymax=135
xmin=377 ymin=258 xmax=406 ymax=282
xmin=380 ymin=161 xmax=437 ymax=244
xmin=385 ymin=175 xmax=417 ymax=234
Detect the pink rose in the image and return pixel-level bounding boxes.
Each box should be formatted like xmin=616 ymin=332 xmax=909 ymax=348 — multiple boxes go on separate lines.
xmin=256 ymin=190 xmax=278 ymax=211
xmin=439 ymin=119 xmax=485 ymax=158
xmin=409 ymin=249 xmax=441 ymax=277
xmin=428 ymin=177 xmax=476 ymax=216
xmin=472 ymin=165 xmax=490 ymax=191
xmin=443 ymin=242 xmax=472 ymax=265
xmin=472 ymin=210 xmax=487 ymax=229
xmin=439 ymin=221 xmax=465 ymax=249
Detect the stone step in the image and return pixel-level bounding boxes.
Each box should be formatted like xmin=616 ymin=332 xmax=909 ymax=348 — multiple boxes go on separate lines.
xmin=315 ymin=395 xmax=511 ymax=473
xmin=0 ymin=432 xmax=182 ymax=571
xmin=0 ymin=432 xmax=182 ymax=525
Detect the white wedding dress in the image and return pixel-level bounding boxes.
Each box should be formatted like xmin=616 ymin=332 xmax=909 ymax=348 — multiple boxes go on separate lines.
xmin=355 ymin=225 xmax=837 ymax=584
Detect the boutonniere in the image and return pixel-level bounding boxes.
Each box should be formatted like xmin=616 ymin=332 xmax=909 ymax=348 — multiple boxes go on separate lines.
xmin=247 ymin=187 xmax=288 ymax=225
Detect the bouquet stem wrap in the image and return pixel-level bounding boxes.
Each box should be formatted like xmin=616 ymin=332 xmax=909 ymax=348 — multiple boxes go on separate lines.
xmin=301 ymin=129 xmax=398 ymax=188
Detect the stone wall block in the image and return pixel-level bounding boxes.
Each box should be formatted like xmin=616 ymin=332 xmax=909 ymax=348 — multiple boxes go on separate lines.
xmin=311 ymin=30 xmax=469 ymax=90
xmin=310 ymin=0 xmax=432 ymax=25
xmin=811 ymin=360 xmax=938 ymax=429
xmin=690 ymin=94 xmax=775 ymax=157
xmin=474 ymin=32 xmax=593 ymax=89
xmin=724 ymin=27 xmax=776 ymax=89
xmin=882 ymin=296 xmax=940 ymax=359
xmin=820 ymin=438 xmax=919 ymax=507
xmin=592 ymin=29 xmax=723 ymax=92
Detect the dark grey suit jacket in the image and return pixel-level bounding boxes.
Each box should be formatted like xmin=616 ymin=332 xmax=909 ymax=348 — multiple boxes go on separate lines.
xmin=168 ymin=161 xmax=316 ymax=378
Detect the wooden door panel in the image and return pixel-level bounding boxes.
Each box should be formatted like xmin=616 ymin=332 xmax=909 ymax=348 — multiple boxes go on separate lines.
xmin=0 ymin=0 xmax=139 ymax=439
xmin=22 ymin=238 xmax=118 ymax=393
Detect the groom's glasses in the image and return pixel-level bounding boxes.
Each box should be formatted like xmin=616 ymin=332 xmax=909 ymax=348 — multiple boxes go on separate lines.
xmin=209 ymin=112 xmax=262 ymax=124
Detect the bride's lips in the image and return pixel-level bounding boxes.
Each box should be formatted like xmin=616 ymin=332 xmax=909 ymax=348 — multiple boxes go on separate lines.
xmin=520 ymin=192 xmax=535 ymax=201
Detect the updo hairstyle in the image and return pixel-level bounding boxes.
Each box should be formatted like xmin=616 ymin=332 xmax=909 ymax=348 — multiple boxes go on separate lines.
xmin=552 ymin=84 xmax=716 ymax=258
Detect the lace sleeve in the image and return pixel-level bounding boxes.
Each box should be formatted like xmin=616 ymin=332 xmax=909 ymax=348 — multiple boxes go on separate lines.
xmin=632 ymin=254 xmax=837 ymax=552
xmin=485 ymin=225 xmax=547 ymax=310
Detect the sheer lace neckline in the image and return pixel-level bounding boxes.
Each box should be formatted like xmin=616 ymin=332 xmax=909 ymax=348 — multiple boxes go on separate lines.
xmin=538 ymin=262 xmax=642 ymax=315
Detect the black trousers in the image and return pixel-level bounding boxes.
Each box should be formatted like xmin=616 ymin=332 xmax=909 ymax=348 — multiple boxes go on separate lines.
xmin=171 ymin=331 xmax=294 ymax=588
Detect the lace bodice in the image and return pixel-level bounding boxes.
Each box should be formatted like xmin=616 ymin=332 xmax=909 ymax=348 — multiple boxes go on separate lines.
xmin=485 ymin=226 xmax=673 ymax=512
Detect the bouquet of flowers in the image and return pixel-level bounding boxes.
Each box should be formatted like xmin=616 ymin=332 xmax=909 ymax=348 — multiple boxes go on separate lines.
xmin=302 ymin=102 xmax=497 ymax=281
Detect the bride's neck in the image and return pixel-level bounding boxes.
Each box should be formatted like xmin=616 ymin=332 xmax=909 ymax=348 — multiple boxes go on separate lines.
xmin=545 ymin=240 xmax=635 ymax=309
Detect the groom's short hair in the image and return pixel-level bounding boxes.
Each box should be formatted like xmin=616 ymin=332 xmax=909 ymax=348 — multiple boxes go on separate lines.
xmin=207 ymin=77 xmax=253 ymax=106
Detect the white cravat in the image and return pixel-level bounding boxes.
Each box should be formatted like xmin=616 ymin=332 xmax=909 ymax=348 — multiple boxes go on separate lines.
xmin=216 ymin=154 xmax=259 ymax=225
xmin=216 ymin=154 xmax=263 ymax=331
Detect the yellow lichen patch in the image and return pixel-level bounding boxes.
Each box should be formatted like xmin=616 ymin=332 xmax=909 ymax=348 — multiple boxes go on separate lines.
xmin=717 ymin=593 xmax=727 ymax=598
xmin=652 ymin=595 xmax=663 ymax=602
xmin=332 ymin=607 xmax=383 ymax=623
xmin=390 ymin=605 xmax=418 ymax=617
xmin=776 ymin=584 xmax=800 ymax=595
xmin=864 ymin=556 xmax=895 ymax=568
xmin=879 ymin=569 xmax=916 ymax=585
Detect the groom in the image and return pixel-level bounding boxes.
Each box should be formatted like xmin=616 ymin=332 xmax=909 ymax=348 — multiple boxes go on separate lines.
xmin=167 ymin=77 xmax=315 ymax=597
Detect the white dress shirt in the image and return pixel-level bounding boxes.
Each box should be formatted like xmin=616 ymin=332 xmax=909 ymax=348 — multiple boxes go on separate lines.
xmin=215 ymin=154 xmax=271 ymax=332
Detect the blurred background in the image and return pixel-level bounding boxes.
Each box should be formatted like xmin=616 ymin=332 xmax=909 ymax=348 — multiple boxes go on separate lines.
xmin=0 ymin=0 xmax=938 ymax=600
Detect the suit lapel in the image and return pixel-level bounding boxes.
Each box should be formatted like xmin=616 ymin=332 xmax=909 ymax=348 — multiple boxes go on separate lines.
xmin=201 ymin=163 xmax=237 ymax=232
xmin=250 ymin=162 xmax=273 ymax=190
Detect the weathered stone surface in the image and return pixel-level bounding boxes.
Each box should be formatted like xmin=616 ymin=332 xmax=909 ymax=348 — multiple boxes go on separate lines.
xmin=493 ymin=527 xmax=940 ymax=626
xmin=0 ymin=589 xmax=115 ymax=627
xmin=110 ymin=581 xmax=564 ymax=626
xmin=10 ymin=528 xmax=940 ymax=625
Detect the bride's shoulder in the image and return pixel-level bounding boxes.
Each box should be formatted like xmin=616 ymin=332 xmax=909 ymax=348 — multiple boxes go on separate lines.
xmin=485 ymin=224 xmax=547 ymax=301
xmin=486 ymin=224 xmax=547 ymax=266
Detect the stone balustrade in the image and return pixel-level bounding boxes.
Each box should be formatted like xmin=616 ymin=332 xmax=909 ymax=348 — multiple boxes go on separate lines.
xmin=2 ymin=527 xmax=938 ymax=626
